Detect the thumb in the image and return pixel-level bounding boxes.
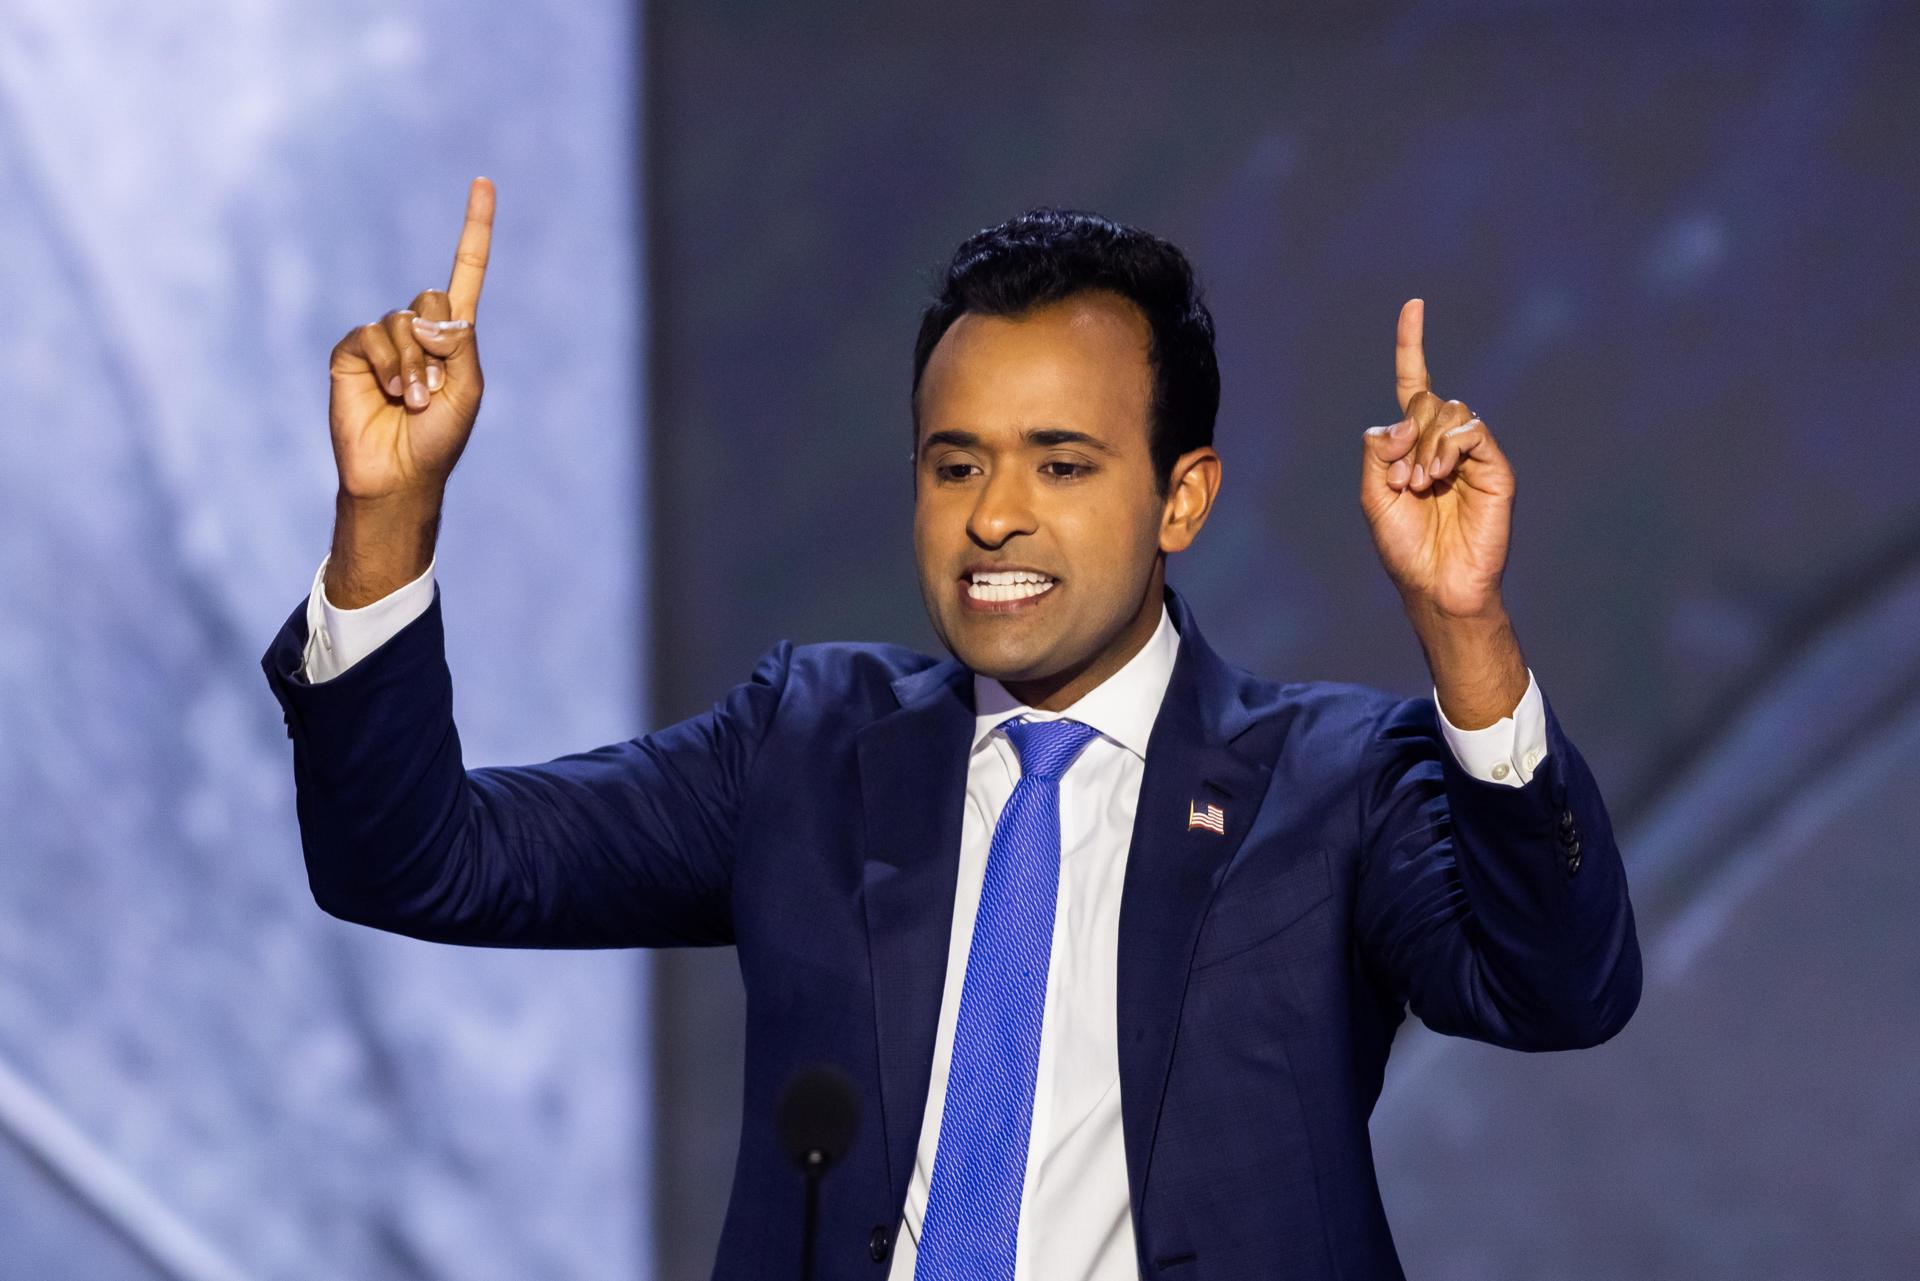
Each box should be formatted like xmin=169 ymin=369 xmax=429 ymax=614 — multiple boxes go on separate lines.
xmin=1360 ymin=418 xmax=1416 ymax=481
xmin=1359 ymin=420 xmax=1417 ymax=513
xmin=409 ymin=317 xmax=479 ymax=379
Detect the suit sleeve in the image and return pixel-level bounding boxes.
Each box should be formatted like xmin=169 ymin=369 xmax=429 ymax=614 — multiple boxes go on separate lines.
xmin=260 ymin=583 xmax=788 ymax=948
xmin=1353 ymin=689 xmax=1641 ymax=1051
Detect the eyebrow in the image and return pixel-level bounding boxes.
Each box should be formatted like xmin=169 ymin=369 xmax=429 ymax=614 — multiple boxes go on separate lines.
xmin=918 ymin=426 xmax=1118 ymax=458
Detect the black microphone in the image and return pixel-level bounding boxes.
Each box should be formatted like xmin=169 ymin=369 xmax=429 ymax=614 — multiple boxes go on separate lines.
xmin=777 ymin=1064 xmax=861 ymax=1281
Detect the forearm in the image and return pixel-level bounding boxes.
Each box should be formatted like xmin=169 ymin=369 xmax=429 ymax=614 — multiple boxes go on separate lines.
xmin=1404 ymin=598 xmax=1530 ymax=730
xmin=1360 ymin=695 xmax=1641 ymax=1052
xmin=274 ymin=586 xmax=481 ymax=933
xmin=1443 ymin=727 xmax=1639 ymax=1045
xmin=274 ymin=591 xmax=633 ymax=946
xmin=323 ymin=486 xmax=444 ymax=608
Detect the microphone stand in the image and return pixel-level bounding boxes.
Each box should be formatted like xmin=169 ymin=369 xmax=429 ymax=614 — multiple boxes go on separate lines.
xmin=779 ymin=1062 xmax=858 ymax=1281
xmin=801 ymin=1148 xmax=826 ymax=1281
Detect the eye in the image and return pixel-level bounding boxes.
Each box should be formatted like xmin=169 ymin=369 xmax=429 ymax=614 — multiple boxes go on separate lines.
xmin=1042 ymin=459 xmax=1092 ymax=480
xmin=934 ymin=461 xmax=980 ymax=482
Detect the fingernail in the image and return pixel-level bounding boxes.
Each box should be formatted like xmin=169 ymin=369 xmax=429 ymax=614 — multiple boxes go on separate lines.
xmin=1413 ymin=463 xmax=1427 ymax=487
xmin=386 ymin=375 xmax=402 ymax=397
xmin=405 ymin=378 xmax=428 ymax=409
xmin=1388 ymin=459 xmax=1409 ymax=486
xmin=411 ymin=316 xmax=437 ymax=334
xmin=1393 ymin=419 xmax=1413 ymax=438
xmin=425 ymin=364 xmax=443 ymax=391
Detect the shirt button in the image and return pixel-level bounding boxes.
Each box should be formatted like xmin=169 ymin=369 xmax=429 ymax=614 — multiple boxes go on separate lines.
xmin=1491 ymin=761 xmax=1510 ymax=780
xmin=1523 ymin=748 xmax=1541 ymax=772
xmin=318 ymin=627 xmax=332 ymax=652
xmin=869 ymin=1225 xmax=891 ymax=1262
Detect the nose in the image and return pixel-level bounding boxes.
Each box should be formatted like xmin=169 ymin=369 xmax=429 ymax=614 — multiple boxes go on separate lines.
xmin=966 ymin=467 xmax=1037 ymax=548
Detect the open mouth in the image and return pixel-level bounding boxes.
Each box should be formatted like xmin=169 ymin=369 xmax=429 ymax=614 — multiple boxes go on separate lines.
xmin=962 ymin=569 xmax=1058 ymax=607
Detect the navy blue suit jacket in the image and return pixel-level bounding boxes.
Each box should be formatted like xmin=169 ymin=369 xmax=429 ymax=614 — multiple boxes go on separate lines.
xmin=261 ymin=584 xmax=1639 ymax=1280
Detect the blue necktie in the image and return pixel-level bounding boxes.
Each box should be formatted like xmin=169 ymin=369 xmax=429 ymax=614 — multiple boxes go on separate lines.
xmin=915 ymin=715 xmax=1101 ymax=1280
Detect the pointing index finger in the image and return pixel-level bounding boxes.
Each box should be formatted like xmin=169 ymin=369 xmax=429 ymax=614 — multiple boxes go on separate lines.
xmin=447 ymin=176 xmax=495 ymax=323
xmin=1395 ymin=297 xmax=1429 ymax=413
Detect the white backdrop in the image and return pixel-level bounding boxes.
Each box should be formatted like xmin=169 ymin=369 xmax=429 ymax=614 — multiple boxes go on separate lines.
xmin=0 ymin=3 xmax=649 ymax=1278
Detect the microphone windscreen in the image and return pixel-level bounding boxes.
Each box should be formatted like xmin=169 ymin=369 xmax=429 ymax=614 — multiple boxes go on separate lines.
xmin=777 ymin=1063 xmax=861 ymax=1168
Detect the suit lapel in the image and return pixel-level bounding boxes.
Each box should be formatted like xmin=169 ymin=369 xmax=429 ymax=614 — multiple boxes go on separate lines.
xmin=1116 ymin=588 xmax=1272 ymax=1223
xmin=857 ymin=659 xmax=974 ymax=1209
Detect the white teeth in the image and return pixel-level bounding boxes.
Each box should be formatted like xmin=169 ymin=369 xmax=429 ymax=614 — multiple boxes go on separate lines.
xmin=967 ymin=579 xmax=1055 ymax=603
xmin=966 ymin=570 xmax=1056 ymax=604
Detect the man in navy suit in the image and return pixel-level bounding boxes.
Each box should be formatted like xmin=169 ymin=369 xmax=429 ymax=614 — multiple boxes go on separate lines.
xmin=263 ymin=178 xmax=1640 ymax=1279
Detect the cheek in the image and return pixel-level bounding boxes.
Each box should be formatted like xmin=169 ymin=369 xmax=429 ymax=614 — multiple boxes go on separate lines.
xmin=911 ymin=495 xmax=955 ymax=571
xmin=1055 ymin=495 xmax=1156 ymax=571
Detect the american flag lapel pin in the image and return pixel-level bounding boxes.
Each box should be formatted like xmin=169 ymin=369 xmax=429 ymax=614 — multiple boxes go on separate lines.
xmin=1187 ymin=800 xmax=1226 ymax=834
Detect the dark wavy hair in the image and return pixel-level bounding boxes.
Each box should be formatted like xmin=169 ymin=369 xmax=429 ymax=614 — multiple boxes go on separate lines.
xmin=911 ymin=207 xmax=1220 ymax=496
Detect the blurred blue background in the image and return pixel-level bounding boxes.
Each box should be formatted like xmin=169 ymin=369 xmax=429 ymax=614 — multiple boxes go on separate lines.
xmin=4 ymin=1 xmax=1917 ymax=1278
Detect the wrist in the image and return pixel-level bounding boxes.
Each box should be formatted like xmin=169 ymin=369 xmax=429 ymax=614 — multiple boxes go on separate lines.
xmin=325 ymin=486 xmax=443 ymax=608
xmin=1398 ymin=586 xmax=1507 ymax=628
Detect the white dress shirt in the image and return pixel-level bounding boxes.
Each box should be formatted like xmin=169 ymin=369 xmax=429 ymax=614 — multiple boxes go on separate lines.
xmin=296 ymin=557 xmax=1548 ymax=1279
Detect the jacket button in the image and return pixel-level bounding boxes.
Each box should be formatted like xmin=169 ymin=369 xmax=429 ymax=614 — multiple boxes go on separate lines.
xmin=1565 ymin=840 xmax=1582 ymax=875
xmin=1559 ymin=809 xmax=1575 ymax=832
xmin=869 ymin=1225 xmax=890 ymax=1262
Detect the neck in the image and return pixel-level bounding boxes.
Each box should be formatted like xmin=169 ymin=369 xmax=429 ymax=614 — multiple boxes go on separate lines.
xmin=1002 ymin=561 xmax=1166 ymax=712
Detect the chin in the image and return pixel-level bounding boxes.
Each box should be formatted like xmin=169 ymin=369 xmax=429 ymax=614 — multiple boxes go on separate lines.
xmin=961 ymin=621 xmax=1106 ymax=690
xmin=949 ymin=639 xmax=1045 ymax=682
xmin=936 ymin=620 xmax=1049 ymax=680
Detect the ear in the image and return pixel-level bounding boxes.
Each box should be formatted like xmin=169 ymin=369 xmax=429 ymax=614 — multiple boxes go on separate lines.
xmin=1159 ymin=446 xmax=1222 ymax=554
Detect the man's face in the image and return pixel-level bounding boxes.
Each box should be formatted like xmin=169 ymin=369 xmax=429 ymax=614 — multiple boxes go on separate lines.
xmin=912 ymin=289 xmax=1173 ymax=696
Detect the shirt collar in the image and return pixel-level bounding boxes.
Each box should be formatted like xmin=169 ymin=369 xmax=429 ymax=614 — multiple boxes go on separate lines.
xmin=969 ymin=602 xmax=1180 ymax=761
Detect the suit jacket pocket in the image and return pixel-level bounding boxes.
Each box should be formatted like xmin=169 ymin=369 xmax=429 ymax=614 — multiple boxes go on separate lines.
xmin=1190 ymin=846 xmax=1335 ymax=973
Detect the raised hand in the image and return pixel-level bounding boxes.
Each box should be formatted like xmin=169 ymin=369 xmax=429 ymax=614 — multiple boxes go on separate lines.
xmin=1359 ymin=299 xmax=1515 ymax=622
xmin=328 ymin=177 xmax=494 ymax=503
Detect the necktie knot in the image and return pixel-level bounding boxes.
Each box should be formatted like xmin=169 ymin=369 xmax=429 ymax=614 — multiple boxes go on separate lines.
xmin=1002 ymin=716 xmax=1099 ymax=780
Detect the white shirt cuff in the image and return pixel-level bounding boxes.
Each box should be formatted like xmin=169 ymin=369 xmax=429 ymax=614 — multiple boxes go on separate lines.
xmin=1433 ymin=667 xmax=1547 ymax=788
xmin=299 ymin=553 xmax=437 ymax=684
